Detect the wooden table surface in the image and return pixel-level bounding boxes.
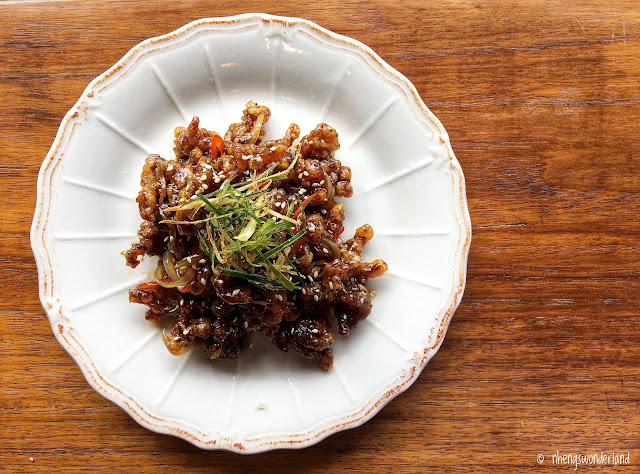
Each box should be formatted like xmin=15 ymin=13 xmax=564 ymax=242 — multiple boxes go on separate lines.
xmin=2 ymin=0 xmax=639 ymax=471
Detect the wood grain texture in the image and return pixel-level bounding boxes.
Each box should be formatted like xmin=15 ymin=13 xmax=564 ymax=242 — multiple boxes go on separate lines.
xmin=1 ymin=0 xmax=639 ymax=471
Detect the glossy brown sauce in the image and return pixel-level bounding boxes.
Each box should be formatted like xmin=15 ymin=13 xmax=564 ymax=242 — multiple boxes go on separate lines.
xmin=124 ymin=102 xmax=387 ymax=370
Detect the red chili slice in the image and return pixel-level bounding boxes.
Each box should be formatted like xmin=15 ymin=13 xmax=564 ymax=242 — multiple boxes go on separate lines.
xmin=212 ymin=135 xmax=225 ymax=157
xmin=135 ymin=281 xmax=159 ymax=290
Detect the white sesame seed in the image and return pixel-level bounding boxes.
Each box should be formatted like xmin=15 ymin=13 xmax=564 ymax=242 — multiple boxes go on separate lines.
xmin=275 ymin=294 xmax=283 ymax=301
xmin=321 ymin=209 xmax=327 ymax=214
xmin=243 ymin=321 xmax=249 ymax=328
xmin=308 ymin=223 xmax=316 ymax=232
xmin=329 ymin=282 xmax=334 ymax=289
xmin=214 ymin=177 xmax=221 ymax=184
xmin=319 ymin=180 xmax=325 ymax=185
xmin=136 ymin=254 xmax=143 ymax=261
xmin=169 ymin=235 xmax=174 ymax=243
xmin=290 ymin=327 xmax=295 ymax=334
xmin=311 ymin=183 xmax=318 ymax=187
xmin=200 ymin=174 xmax=207 ymax=181
xmin=202 ymin=184 xmax=208 ymax=190
xmin=232 ymin=288 xmax=240 ymax=296
xmin=186 ymin=256 xmax=192 ymax=263
xmin=303 ymin=171 xmax=309 ymax=176
xmin=302 ymin=289 xmax=306 ymax=294
xmin=200 ymin=278 xmax=206 ymax=285
xmin=298 ymin=173 xmax=303 ymax=179
xmin=313 ymin=271 xmax=319 ymax=278
xmin=167 ymin=165 xmax=174 ymax=171
xmin=233 ymin=317 xmax=238 ymax=323
xmin=323 ymin=248 xmax=329 ymax=254
xmin=270 ymin=146 xmax=277 ymax=151
xmin=199 ymin=259 xmax=206 ymax=264
xmin=308 ymin=275 xmax=314 ymax=282
xmin=164 ymin=236 xmax=169 ymax=242
xmin=311 ymin=328 xmax=319 ymax=333
xmin=180 ymin=299 xmax=184 ymax=306
xmin=313 ymin=295 xmax=319 ymax=301
xmin=279 ymin=202 xmax=286 ymax=208
xmin=183 ymin=329 xmax=189 ymax=335
xmin=298 ymin=188 xmax=306 ymax=194
xmin=216 ymin=279 xmax=224 ymax=284
xmin=203 ymin=163 xmax=212 ymax=169
xmin=219 ymin=174 xmax=226 ymax=179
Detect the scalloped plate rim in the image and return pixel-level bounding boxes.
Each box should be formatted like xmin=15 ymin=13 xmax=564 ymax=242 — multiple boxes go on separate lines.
xmin=30 ymin=13 xmax=471 ymax=453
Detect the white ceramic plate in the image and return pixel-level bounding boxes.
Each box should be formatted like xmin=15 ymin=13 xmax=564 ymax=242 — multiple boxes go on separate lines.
xmin=31 ymin=14 xmax=471 ymax=453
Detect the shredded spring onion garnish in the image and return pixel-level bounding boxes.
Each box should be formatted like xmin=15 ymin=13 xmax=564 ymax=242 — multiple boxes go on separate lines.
xmin=160 ymin=151 xmax=307 ymax=291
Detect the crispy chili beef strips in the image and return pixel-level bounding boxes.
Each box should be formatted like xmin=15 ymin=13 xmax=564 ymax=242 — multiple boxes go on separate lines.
xmin=123 ymin=101 xmax=387 ymax=370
